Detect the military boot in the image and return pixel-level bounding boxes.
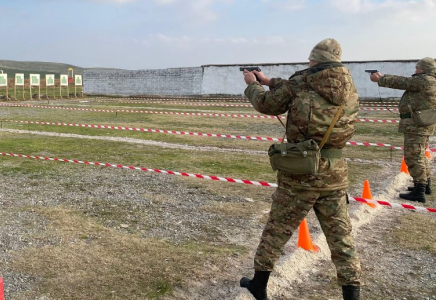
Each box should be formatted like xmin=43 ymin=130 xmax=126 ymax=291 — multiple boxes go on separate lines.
xmin=342 ymin=285 xmax=360 ymax=300
xmin=240 ymin=271 xmax=271 ymax=300
xmin=407 ymin=178 xmax=432 ymax=195
xmin=400 ymin=183 xmax=426 ymax=203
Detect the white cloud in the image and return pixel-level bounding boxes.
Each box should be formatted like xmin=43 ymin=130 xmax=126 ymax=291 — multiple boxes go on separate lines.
xmin=151 ymin=0 xmax=233 ymax=23
xmin=329 ymin=0 xmax=436 ymax=21
xmin=140 ymin=34 xmax=285 ymax=46
xmin=150 ymin=33 xmax=191 ymax=43
xmin=91 ymin=0 xmax=136 ymax=3
xmin=154 ymin=0 xmax=176 ymax=5
xmin=261 ymin=0 xmax=306 ymax=10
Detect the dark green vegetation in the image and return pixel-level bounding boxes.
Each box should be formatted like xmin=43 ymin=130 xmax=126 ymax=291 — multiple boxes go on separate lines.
xmin=0 ymin=60 xmax=85 ymax=77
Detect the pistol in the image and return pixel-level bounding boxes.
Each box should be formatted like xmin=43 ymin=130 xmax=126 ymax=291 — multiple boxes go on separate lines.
xmin=240 ymin=67 xmax=261 ymax=82
xmin=365 ymin=69 xmax=379 ymax=74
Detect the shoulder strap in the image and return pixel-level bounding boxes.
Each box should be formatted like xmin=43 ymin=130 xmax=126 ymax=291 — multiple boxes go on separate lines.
xmin=319 ymin=104 xmax=345 ymax=149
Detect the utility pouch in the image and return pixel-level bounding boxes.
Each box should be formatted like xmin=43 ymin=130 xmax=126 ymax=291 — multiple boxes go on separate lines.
xmin=268 ymin=139 xmax=320 ymax=174
xmin=408 ymin=105 xmax=436 ymax=127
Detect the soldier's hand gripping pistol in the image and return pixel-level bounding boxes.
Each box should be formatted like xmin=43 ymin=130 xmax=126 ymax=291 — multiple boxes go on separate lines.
xmin=240 ymin=67 xmax=261 ymax=82
xmin=365 ymin=70 xmax=379 ymax=74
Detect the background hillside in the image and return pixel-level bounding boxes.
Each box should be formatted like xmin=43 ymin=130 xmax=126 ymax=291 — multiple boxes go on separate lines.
xmin=0 ymin=60 xmax=105 ymax=77
xmin=0 ymin=60 xmax=84 ymax=77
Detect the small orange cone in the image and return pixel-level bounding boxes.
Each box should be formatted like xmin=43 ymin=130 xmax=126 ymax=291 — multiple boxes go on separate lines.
xmin=0 ymin=277 xmax=4 ymax=300
xmin=425 ymin=146 xmax=432 ymax=159
xmin=362 ymin=180 xmax=376 ymax=208
xmin=400 ymin=156 xmax=409 ymax=175
xmin=297 ymin=219 xmax=319 ymax=252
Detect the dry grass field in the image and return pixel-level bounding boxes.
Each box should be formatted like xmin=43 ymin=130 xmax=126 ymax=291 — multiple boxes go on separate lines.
xmin=0 ymin=96 xmax=435 ymax=299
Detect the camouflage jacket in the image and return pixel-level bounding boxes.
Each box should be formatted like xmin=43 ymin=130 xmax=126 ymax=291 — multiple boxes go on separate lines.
xmin=244 ymin=62 xmax=359 ymax=191
xmin=378 ymin=71 xmax=436 ymax=135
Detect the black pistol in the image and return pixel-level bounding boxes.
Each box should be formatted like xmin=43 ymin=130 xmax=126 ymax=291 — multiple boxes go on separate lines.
xmin=365 ymin=69 xmax=379 ymax=74
xmin=240 ymin=67 xmax=261 ymax=82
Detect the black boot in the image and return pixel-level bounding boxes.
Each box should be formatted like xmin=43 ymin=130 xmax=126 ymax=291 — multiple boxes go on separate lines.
xmin=240 ymin=271 xmax=271 ymax=300
xmin=342 ymin=285 xmax=360 ymax=300
xmin=407 ymin=178 xmax=432 ymax=195
xmin=426 ymin=178 xmax=432 ymax=195
xmin=400 ymin=183 xmax=426 ymax=203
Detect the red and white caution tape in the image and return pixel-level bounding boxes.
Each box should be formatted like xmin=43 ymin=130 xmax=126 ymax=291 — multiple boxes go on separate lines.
xmin=1 ymin=151 xmax=435 ymax=214
xmin=351 ymin=197 xmax=436 ymax=213
xmin=356 ymin=118 xmax=399 ymax=124
xmin=0 ymin=103 xmax=284 ymax=119
xmin=7 ymin=119 xmax=436 ymax=152
xmin=346 ymin=141 xmax=404 ymax=151
xmin=6 ymin=120 xmax=283 ymax=142
xmin=0 ymin=152 xmax=276 ymax=187
xmin=359 ymin=107 xmax=398 ymax=111
xmin=360 ymin=103 xmax=398 ymax=107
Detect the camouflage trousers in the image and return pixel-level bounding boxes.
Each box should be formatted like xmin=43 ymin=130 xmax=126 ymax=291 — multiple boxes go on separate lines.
xmin=404 ymin=133 xmax=430 ymax=184
xmin=254 ymin=183 xmax=361 ymax=286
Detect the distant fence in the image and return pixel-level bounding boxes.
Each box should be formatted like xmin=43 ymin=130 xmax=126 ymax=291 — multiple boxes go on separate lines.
xmin=84 ymin=60 xmax=424 ymax=99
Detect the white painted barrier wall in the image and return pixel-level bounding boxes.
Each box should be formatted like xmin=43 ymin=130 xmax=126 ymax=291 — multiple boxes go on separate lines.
xmin=202 ymin=60 xmax=419 ymax=99
xmin=83 ymin=60 xmax=421 ymax=98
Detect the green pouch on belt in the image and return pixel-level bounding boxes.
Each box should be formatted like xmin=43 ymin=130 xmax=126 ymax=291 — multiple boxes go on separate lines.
xmin=268 ymin=139 xmax=320 ymax=174
xmin=408 ymin=105 xmax=436 ymax=127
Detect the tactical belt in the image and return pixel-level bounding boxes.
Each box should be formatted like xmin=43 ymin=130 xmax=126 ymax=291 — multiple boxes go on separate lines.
xmin=400 ymin=113 xmax=411 ymax=119
xmin=320 ymin=149 xmax=342 ymax=158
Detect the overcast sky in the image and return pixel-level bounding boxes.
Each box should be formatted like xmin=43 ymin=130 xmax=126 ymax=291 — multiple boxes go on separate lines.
xmin=1 ymin=0 xmax=435 ymax=70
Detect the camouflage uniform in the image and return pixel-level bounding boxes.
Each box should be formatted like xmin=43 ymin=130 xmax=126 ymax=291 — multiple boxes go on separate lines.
xmin=378 ymin=61 xmax=436 ymax=184
xmin=244 ymin=44 xmax=361 ymax=286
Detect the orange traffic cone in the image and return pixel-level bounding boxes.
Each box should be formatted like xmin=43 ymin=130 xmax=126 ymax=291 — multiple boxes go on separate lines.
xmin=362 ymin=180 xmax=376 ymax=208
xmin=0 ymin=277 xmax=4 ymax=300
xmin=425 ymin=146 xmax=432 ymax=159
xmin=400 ymin=156 xmax=409 ymax=175
xmin=297 ymin=219 xmax=319 ymax=252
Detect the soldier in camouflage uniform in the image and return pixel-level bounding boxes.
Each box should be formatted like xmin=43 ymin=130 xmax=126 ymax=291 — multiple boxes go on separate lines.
xmin=239 ymin=38 xmax=361 ymax=300
xmin=370 ymin=58 xmax=436 ymax=203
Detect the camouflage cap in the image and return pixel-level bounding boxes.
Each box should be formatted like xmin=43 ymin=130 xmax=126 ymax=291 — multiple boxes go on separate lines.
xmin=308 ymin=38 xmax=342 ymax=63
xmin=416 ymin=57 xmax=436 ymax=72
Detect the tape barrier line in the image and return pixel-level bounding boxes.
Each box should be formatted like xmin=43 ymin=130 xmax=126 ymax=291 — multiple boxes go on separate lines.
xmin=1 ymin=151 xmax=434 ymax=214
xmin=352 ymin=197 xmax=436 ymax=213
xmin=6 ymin=120 xmax=283 ymax=142
xmin=69 ymin=99 xmax=399 ymax=108
xmin=7 ymin=119 xmax=436 ymax=152
xmin=360 ymin=107 xmax=398 ymax=111
xmin=0 ymin=102 xmax=399 ymax=118
xmin=346 ymin=141 xmax=405 ymax=151
xmin=356 ymin=118 xmax=399 ymax=124
xmin=0 ymin=103 xmax=284 ymax=120
xmin=99 ymin=101 xmax=253 ymax=108
xmin=0 ymin=152 xmax=276 ymax=187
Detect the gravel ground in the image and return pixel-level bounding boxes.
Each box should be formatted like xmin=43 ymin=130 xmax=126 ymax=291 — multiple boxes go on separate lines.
xmin=0 ymin=131 xmax=435 ymax=299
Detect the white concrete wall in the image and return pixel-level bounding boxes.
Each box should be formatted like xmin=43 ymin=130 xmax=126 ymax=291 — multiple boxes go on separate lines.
xmin=202 ymin=60 xmax=419 ymax=99
xmin=83 ymin=60 xmax=420 ymax=98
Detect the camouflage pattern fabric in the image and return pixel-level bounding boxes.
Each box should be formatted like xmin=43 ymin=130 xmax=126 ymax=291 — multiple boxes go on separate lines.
xmin=244 ymin=62 xmax=359 ymax=191
xmin=378 ymin=71 xmax=436 ymax=183
xmin=378 ymin=71 xmax=436 ymax=136
xmin=244 ymin=62 xmax=361 ymax=287
xmin=254 ymin=183 xmax=361 ymax=286
xmin=404 ymin=134 xmax=430 ymax=184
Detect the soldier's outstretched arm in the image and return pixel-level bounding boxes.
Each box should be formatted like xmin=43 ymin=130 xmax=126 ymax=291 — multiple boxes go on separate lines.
xmin=378 ymin=75 xmax=424 ymax=91
xmin=244 ymin=79 xmax=294 ymax=116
